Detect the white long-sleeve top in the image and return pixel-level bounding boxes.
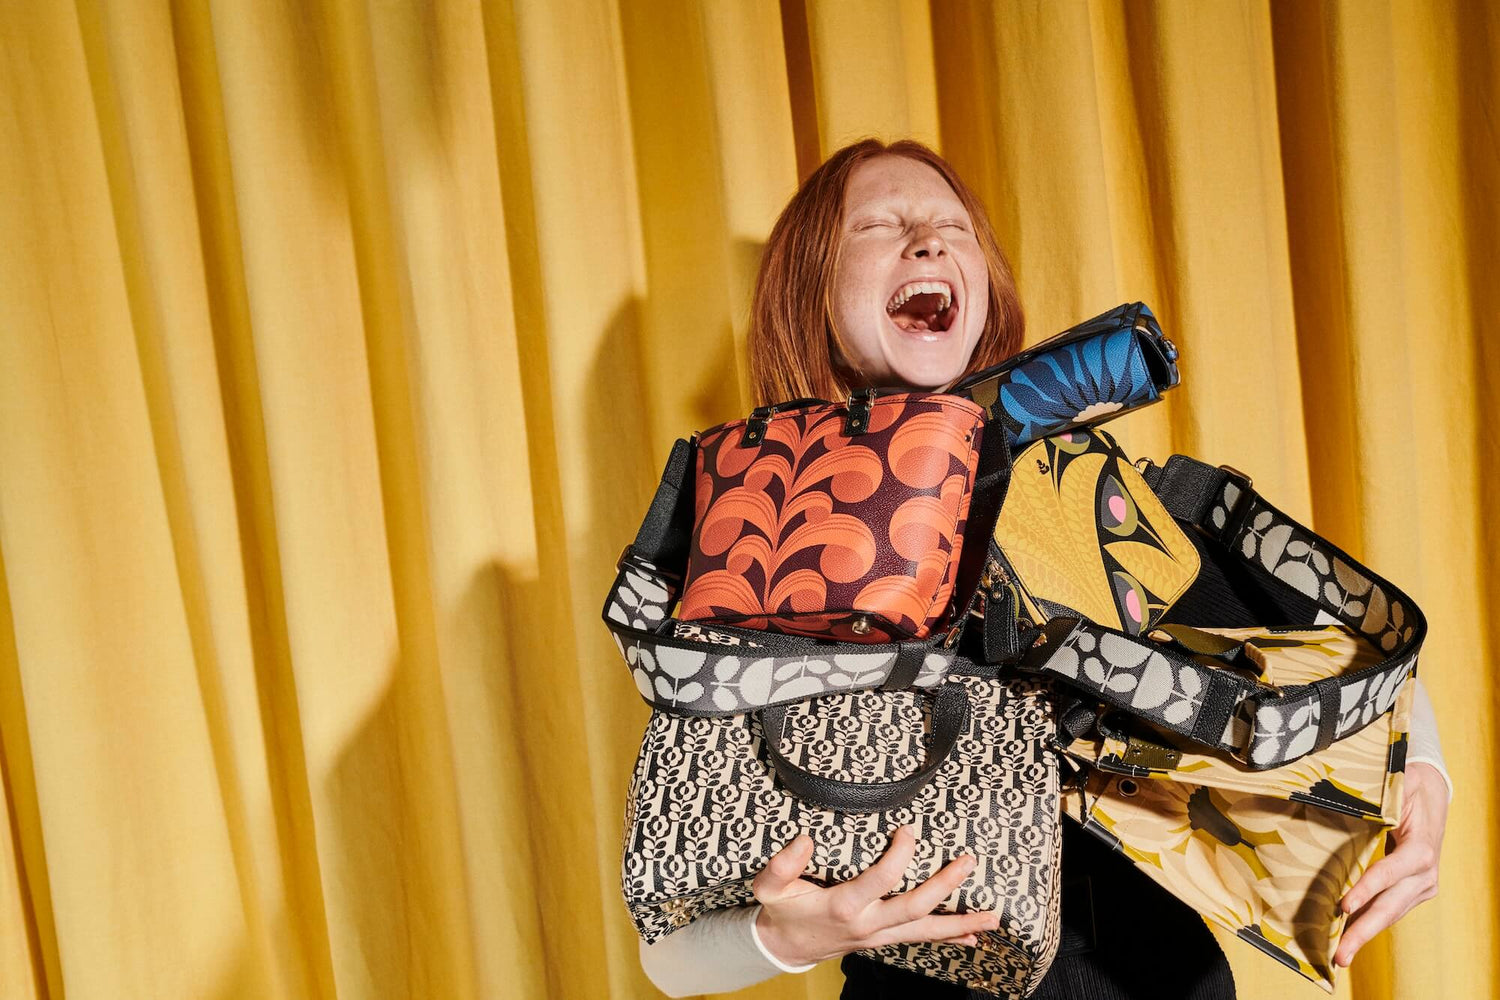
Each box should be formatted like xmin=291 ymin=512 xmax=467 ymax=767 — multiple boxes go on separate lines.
xmin=636 ymin=678 xmax=1451 ymax=998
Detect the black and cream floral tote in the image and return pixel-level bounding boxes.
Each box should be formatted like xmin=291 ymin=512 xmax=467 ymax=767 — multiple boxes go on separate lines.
xmin=621 ymin=651 xmax=1063 ymax=997
xmin=605 ymin=430 xmax=1064 ymax=996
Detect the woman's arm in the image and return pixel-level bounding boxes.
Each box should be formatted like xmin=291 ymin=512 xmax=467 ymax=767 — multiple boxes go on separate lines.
xmin=1334 ymin=675 xmax=1450 ymax=966
xmin=637 ymin=828 xmax=995 ymax=994
xmin=638 ymin=904 xmax=815 ymax=997
xmin=1405 ymin=676 xmax=1452 ymax=800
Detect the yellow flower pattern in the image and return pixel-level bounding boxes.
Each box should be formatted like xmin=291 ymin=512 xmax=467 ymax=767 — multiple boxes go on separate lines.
xmin=1061 ymin=624 xmax=1415 ymax=991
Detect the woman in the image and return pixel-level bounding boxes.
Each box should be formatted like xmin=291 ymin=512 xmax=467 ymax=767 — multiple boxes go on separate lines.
xmin=637 ymin=139 xmax=1450 ymax=999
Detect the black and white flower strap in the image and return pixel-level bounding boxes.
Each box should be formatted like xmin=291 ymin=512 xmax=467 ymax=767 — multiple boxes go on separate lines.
xmin=1019 ymin=456 xmax=1426 ymax=769
xmin=602 ymin=438 xmax=959 ymax=717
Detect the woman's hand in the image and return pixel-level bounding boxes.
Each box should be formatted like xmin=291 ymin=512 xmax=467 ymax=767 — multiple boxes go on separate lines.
xmin=751 ymin=825 xmax=999 ymax=967
xmin=1335 ymin=761 xmax=1448 ymax=966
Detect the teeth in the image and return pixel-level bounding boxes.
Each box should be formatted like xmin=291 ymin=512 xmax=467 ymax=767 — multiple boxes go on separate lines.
xmin=886 ymin=280 xmax=953 ymax=314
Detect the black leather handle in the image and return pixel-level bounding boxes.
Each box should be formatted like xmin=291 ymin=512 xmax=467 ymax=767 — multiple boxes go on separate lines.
xmin=758 ymin=682 xmax=969 ymax=813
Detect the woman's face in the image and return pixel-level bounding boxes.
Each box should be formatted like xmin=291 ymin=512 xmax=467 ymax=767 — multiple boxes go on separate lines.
xmin=831 ymin=155 xmax=989 ymax=390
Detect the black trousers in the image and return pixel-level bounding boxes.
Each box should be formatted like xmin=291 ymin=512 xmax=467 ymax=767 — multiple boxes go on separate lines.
xmin=839 ymin=821 xmax=1236 ymax=1000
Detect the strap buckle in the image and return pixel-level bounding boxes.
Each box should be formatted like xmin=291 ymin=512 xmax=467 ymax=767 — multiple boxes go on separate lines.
xmin=616 ymin=544 xmax=639 ymax=572
xmin=741 ymin=405 xmax=775 ymax=446
xmin=844 ymin=386 xmax=877 ymax=435
xmin=1217 ymin=464 xmax=1254 ymax=491
xmin=1213 ymin=464 xmax=1258 ymax=543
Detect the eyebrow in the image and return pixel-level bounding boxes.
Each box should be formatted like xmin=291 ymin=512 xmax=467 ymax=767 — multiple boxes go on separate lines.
xmin=846 ymin=193 xmax=968 ymax=222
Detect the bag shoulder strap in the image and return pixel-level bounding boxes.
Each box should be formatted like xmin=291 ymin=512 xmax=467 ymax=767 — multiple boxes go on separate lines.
xmin=603 ymin=438 xmax=958 ymax=717
xmin=1020 ymin=456 xmax=1426 ymax=769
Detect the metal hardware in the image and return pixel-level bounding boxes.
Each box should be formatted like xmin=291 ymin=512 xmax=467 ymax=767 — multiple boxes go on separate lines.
xmin=844 ymin=387 xmax=876 ymax=435
xmin=1217 ymin=463 xmax=1254 ymax=490
xmin=1117 ymin=778 xmax=1139 ymax=797
xmin=741 ymin=405 xmax=775 ymax=447
xmin=1122 ymin=733 xmax=1182 ymax=771
xmin=850 ymin=614 xmax=872 ymax=636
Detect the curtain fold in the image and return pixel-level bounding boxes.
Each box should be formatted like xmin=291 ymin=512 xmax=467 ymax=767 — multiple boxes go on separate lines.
xmin=0 ymin=1 xmax=1491 ymax=997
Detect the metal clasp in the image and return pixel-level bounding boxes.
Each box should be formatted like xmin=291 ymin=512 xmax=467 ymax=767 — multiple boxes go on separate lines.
xmin=844 ymin=387 xmax=876 ymax=435
xmin=1217 ymin=463 xmax=1254 ymax=490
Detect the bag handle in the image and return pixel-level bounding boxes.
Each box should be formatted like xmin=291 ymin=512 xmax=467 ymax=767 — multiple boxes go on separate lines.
xmin=1019 ymin=457 xmax=1425 ymax=769
xmin=603 ymin=438 xmax=959 ymax=716
xmin=758 ymin=682 xmax=970 ymax=812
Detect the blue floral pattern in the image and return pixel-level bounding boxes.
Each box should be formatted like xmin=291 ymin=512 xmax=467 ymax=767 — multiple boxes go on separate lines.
xmin=1000 ymin=326 xmax=1156 ymax=443
xmin=957 ymin=302 xmax=1178 ymax=447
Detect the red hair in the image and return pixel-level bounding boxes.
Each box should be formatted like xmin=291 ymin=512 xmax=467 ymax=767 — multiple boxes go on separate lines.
xmin=747 ymin=139 xmax=1024 ymax=406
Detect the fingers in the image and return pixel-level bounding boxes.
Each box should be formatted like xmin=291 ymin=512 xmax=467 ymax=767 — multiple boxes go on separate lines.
xmin=752 ymin=834 xmax=813 ymax=904
xmin=938 ymin=933 xmax=979 ymax=947
xmin=842 ymin=825 xmax=919 ymax=905
xmin=1341 ymin=833 xmax=1436 ymax=915
xmin=879 ymin=853 xmax=976 ymax=926
xmin=865 ymin=909 xmax=999 ymax=950
xmin=1335 ymin=876 xmax=1432 ymax=967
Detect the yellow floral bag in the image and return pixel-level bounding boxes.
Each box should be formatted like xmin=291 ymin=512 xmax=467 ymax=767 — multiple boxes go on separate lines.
xmin=984 ymin=441 xmax=1427 ymax=991
xmin=1058 ymin=624 xmax=1413 ymax=990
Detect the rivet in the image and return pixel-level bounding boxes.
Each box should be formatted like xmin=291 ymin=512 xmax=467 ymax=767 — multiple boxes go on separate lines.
xmin=850 ymin=615 xmax=872 ymax=636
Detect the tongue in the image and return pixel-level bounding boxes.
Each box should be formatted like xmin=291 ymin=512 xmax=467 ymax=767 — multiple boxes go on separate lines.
xmin=892 ymin=291 xmax=949 ymax=332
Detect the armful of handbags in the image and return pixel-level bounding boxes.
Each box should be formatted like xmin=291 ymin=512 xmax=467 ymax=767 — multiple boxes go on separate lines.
xmin=604 ymin=300 xmax=1429 ymax=992
xmin=606 ymin=301 xmax=1177 ymax=996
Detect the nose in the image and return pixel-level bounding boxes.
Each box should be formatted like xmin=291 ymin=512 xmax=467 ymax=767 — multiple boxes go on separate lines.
xmin=903 ymin=222 xmax=946 ymax=259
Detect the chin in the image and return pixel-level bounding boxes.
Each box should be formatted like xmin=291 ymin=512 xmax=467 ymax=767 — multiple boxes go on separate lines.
xmin=885 ymin=353 xmax=969 ymax=390
xmin=881 ymin=331 xmax=980 ymax=389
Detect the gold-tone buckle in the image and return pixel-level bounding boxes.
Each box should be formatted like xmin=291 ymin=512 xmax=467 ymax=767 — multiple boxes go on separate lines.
xmin=1217 ymin=463 xmax=1253 ymax=490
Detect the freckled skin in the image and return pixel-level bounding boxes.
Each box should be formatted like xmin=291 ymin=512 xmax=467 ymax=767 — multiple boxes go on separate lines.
xmin=831 ymin=155 xmax=990 ymax=390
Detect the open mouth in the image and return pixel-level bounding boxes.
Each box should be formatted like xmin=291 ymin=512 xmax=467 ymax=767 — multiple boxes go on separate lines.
xmin=885 ymin=279 xmax=959 ymax=336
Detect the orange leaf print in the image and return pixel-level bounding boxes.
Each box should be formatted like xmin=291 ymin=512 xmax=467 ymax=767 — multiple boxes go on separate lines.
xmin=783 ymin=487 xmax=834 ymax=530
xmin=776 ymin=513 xmax=877 ymax=584
xmin=712 ymin=430 xmax=757 ymax=479
xmin=790 ymin=442 xmax=883 ymax=504
xmin=725 ymin=533 xmax=772 ymax=579
xmin=742 ymin=452 xmax=792 ymax=495
xmin=695 ymin=468 xmax=714 ymax=524
xmin=852 ymin=574 xmax=927 ymax=633
xmin=679 ymin=569 xmax=761 ymax=618
xmin=681 ymin=395 xmax=982 ymax=641
xmin=764 ymin=407 xmax=843 ymax=453
xmin=863 ymin=396 xmax=909 ymax=435
xmin=914 ymin=546 xmax=954 ymax=621
xmin=697 ymin=486 xmax=778 ymax=557
xmin=889 ymin=495 xmax=952 ymax=562
xmin=767 ymin=568 xmax=828 ymax=615
xmin=939 ymin=471 xmax=969 ymax=519
xmin=889 ymin=411 xmax=973 ymax=488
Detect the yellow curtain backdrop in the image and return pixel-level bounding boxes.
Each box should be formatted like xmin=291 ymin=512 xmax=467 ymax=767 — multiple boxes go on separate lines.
xmin=0 ymin=1 xmax=1493 ymax=998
